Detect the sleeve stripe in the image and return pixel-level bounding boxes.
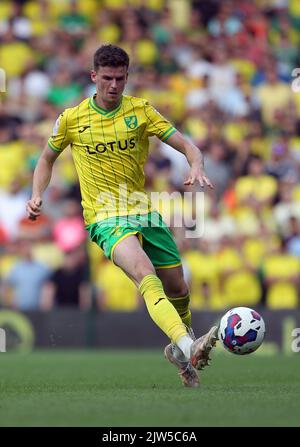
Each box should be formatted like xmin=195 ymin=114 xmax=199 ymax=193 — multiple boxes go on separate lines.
xmin=161 ymin=127 xmax=177 ymax=141
xmin=48 ymin=139 xmax=62 ymax=152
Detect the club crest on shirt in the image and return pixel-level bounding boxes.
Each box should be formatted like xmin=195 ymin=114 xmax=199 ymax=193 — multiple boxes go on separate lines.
xmin=124 ymin=115 xmax=138 ymax=129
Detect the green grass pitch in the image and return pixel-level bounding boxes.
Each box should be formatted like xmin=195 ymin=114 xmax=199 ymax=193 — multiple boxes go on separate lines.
xmin=0 ymin=350 xmax=299 ymax=427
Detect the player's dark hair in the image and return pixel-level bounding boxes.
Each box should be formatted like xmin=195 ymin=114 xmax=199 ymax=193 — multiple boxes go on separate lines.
xmin=93 ymin=45 xmax=129 ymax=71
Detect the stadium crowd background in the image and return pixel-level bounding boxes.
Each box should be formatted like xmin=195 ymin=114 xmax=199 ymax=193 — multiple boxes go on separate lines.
xmin=1 ymin=0 xmax=300 ymax=313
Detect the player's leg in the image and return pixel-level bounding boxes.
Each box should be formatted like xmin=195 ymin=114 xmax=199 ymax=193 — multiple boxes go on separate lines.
xmin=113 ymin=234 xmax=199 ymax=387
xmin=157 ymin=264 xmax=193 ymax=348
xmin=112 ymin=234 xmax=192 ymax=348
xmin=112 ymin=233 xmax=155 ymax=286
xmin=142 ymin=215 xmax=218 ymax=372
xmin=156 ymin=265 xmax=191 ymax=329
xmin=155 ymin=264 xmax=199 ymax=385
xmin=156 ymin=264 xmax=193 ymax=359
xmin=157 ymin=265 xmax=218 ymax=369
xmin=87 ymin=218 xmax=193 ymax=353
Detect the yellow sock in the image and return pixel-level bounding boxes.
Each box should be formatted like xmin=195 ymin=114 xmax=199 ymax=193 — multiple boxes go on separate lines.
xmin=139 ymin=274 xmax=187 ymax=344
xmin=168 ymin=294 xmax=192 ymax=328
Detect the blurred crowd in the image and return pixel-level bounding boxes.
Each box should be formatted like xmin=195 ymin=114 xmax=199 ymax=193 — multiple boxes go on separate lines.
xmin=1 ymin=0 xmax=300 ymax=312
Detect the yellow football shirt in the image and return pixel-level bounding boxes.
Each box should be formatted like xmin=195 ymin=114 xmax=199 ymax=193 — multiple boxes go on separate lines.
xmin=48 ymin=94 xmax=176 ymax=225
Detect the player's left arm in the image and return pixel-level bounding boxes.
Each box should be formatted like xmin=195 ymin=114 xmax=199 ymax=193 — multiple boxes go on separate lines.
xmin=166 ymin=130 xmax=214 ymax=188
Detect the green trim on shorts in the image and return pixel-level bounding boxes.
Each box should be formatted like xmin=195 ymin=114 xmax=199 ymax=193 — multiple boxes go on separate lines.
xmin=86 ymin=211 xmax=181 ymax=268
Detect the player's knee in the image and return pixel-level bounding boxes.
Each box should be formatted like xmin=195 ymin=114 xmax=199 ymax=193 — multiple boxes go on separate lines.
xmin=135 ymin=260 xmax=156 ymax=283
xmin=165 ymin=281 xmax=189 ymax=299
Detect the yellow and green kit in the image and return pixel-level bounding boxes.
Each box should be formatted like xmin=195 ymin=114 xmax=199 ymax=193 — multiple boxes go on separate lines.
xmin=48 ymin=94 xmax=181 ymax=267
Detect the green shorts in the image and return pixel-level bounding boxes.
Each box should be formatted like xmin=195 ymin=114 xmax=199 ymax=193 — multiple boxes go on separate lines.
xmin=86 ymin=211 xmax=181 ymax=269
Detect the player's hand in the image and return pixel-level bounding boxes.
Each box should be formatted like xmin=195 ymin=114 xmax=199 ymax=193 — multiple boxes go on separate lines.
xmin=184 ymin=166 xmax=214 ymax=188
xmin=26 ymin=197 xmax=42 ymax=220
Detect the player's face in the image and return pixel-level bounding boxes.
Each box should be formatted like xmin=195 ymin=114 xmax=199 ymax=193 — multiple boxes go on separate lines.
xmin=91 ymin=65 xmax=128 ymax=107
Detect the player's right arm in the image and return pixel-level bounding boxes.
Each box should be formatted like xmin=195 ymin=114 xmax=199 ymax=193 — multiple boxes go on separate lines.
xmin=27 ymin=110 xmax=71 ymax=220
xmin=26 ymin=144 xmax=61 ymax=220
xmin=143 ymin=101 xmax=213 ymax=188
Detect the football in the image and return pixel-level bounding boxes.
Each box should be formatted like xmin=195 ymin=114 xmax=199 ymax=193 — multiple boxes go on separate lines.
xmin=218 ymin=307 xmax=266 ymax=355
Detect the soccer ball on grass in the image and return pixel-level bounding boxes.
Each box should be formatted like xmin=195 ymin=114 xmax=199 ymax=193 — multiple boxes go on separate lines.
xmin=218 ymin=307 xmax=265 ymax=355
